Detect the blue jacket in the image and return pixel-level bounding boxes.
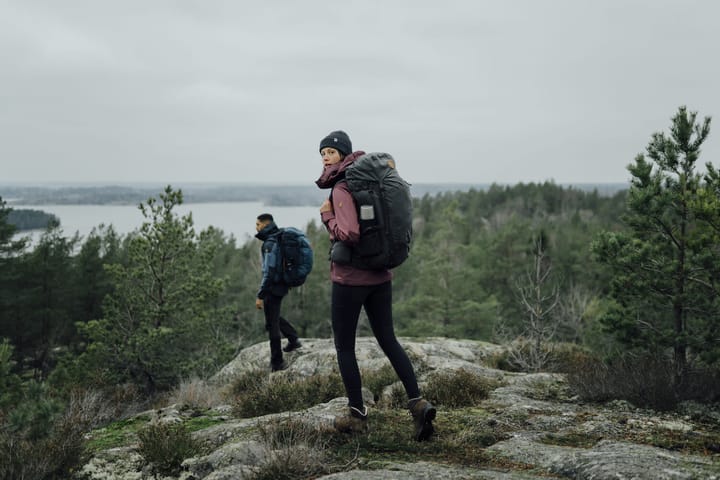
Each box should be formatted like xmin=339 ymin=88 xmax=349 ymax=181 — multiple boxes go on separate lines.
xmin=255 ymin=222 xmax=289 ymax=299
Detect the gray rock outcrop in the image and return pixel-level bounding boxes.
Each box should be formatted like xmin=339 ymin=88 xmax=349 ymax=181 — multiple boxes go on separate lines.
xmin=78 ymin=337 xmax=720 ymax=480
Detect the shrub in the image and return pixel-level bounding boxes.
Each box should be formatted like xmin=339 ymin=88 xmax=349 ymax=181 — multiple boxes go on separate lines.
xmin=487 ymin=342 xmax=592 ymax=373
xmin=362 ymin=364 xmax=398 ymax=401
xmin=6 ymin=380 xmax=63 ymax=441
xmin=231 ymin=371 xmax=344 ymax=418
xmin=450 ymin=415 xmax=507 ymax=448
xmin=137 ymin=422 xmax=205 ymax=477
xmin=566 ymin=353 xmax=720 ymax=411
xmin=423 ymin=369 xmax=498 ymax=408
xmin=301 ymin=374 xmax=346 ymax=405
xmin=677 ymin=367 xmax=720 ymax=404
xmin=63 ymin=388 xmax=118 ymax=430
xmin=0 ymin=434 xmax=44 ymax=480
xmin=166 ymin=376 xmax=222 ymax=410
xmin=567 ymin=354 xmax=675 ymax=409
xmin=228 ymin=369 xmax=267 ymax=397
xmin=547 ymin=342 xmax=595 ymax=373
xmin=233 ymin=376 xmax=296 ymax=418
xmin=0 ymin=339 xmax=21 ymax=411
xmin=484 ymin=349 xmax=520 ymax=372
xmin=524 ymin=376 xmax=573 ymax=402
xmin=103 ymin=382 xmax=150 ymax=419
xmin=0 ymin=388 xmax=108 ymax=480
xmin=381 ymin=382 xmax=408 ymax=409
xmin=250 ymin=417 xmax=335 ymax=480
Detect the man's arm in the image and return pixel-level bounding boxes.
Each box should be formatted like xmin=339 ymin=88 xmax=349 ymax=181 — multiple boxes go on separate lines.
xmin=257 ymin=238 xmax=277 ymax=301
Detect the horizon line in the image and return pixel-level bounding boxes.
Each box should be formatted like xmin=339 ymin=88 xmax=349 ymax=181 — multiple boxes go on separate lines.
xmin=0 ymin=180 xmax=631 ymax=187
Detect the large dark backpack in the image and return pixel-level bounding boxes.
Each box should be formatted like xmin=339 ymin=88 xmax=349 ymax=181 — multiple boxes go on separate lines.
xmin=277 ymin=227 xmax=314 ymax=287
xmin=331 ymin=152 xmax=413 ymax=270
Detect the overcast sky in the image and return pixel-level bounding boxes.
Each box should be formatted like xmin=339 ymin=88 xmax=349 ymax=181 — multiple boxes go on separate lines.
xmin=1 ymin=1 xmax=719 ymax=185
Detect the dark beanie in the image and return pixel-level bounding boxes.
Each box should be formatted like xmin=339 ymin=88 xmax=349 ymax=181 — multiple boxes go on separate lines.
xmin=319 ymin=130 xmax=352 ymax=156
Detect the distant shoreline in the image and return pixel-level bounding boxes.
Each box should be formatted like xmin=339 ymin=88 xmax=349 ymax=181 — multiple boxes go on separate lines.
xmin=2 ymin=182 xmax=629 ymax=206
xmin=8 ymin=202 xmax=321 ymax=243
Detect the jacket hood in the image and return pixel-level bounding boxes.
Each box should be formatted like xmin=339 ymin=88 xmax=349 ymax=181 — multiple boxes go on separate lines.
xmin=315 ymin=150 xmax=366 ymax=189
xmin=255 ymin=221 xmax=280 ymax=241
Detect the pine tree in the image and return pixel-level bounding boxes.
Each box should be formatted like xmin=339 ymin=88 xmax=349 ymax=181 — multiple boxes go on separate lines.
xmin=592 ymin=106 xmax=715 ymax=381
xmin=76 ymin=187 xmax=234 ymax=393
xmin=0 ymin=199 xmax=26 ymax=352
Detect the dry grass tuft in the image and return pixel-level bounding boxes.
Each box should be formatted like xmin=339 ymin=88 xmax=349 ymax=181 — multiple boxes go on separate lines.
xmin=249 ymin=417 xmax=341 ymax=480
xmin=137 ymin=422 xmax=206 ymax=478
xmin=424 ymin=369 xmax=500 ymax=408
xmin=231 ymin=371 xmax=344 ymax=418
xmin=166 ymin=376 xmax=223 ymax=410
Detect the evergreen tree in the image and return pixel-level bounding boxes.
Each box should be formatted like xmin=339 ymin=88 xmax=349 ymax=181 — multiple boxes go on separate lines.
xmin=693 ymin=163 xmax=720 ymax=364
xmin=0 ymin=339 xmax=22 ymax=411
xmin=0 ymin=200 xmax=27 ymax=355
xmin=75 ymin=187 xmax=234 ymax=393
xmin=592 ymin=106 xmax=715 ymax=380
xmin=19 ymin=223 xmax=78 ymax=375
xmin=0 ymin=198 xmax=27 ymax=256
xmin=395 ymin=200 xmax=496 ymax=338
xmin=71 ymin=225 xmax=122 ymax=327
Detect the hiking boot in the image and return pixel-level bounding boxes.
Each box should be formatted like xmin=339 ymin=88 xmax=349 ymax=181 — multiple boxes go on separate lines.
xmin=283 ymin=339 xmax=302 ymax=353
xmin=333 ymin=406 xmax=368 ymax=434
xmin=408 ymin=397 xmax=436 ymax=441
xmin=270 ymin=360 xmax=288 ymax=372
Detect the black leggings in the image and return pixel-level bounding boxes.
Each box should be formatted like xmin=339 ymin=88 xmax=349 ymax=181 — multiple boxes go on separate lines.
xmin=332 ymin=281 xmax=420 ymax=409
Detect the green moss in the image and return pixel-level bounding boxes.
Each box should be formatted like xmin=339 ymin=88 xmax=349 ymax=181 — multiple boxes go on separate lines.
xmin=524 ymin=378 xmax=573 ymax=402
xmin=85 ymin=413 xmax=224 ymax=454
xmin=642 ymin=428 xmax=720 ymax=455
xmin=85 ymin=415 xmax=150 ymax=452
xmin=185 ymin=415 xmax=225 ymax=432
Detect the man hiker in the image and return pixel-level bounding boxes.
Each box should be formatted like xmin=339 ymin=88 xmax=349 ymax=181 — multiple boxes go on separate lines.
xmin=255 ymin=213 xmax=302 ymax=371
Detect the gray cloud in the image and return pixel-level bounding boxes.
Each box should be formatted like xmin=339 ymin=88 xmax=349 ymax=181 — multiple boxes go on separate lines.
xmin=1 ymin=0 xmax=719 ymax=185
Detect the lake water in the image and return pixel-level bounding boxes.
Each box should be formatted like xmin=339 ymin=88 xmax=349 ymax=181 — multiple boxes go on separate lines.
xmin=11 ymin=202 xmax=322 ymax=246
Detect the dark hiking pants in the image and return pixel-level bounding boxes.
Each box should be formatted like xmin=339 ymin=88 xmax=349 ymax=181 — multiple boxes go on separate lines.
xmin=264 ymin=294 xmax=299 ymax=367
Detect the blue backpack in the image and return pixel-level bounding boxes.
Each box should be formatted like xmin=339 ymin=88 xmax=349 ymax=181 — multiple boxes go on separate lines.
xmin=276 ymin=227 xmax=314 ymax=287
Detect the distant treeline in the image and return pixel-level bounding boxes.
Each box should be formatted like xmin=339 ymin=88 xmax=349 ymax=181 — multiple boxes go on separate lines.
xmin=0 ymin=181 xmax=629 ymax=390
xmin=7 ymin=209 xmax=58 ymax=231
xmin=1 ymin=182 xmax=628 ymax=207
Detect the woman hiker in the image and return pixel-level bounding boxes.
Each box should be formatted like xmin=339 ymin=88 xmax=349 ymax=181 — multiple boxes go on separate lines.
xmin=315 ymin=130 xmax=436 ymax=441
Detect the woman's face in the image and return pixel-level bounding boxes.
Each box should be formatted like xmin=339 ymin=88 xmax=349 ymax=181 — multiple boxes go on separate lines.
xmin=321 ymin=147 xmax=343 ymax=168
